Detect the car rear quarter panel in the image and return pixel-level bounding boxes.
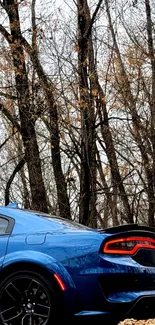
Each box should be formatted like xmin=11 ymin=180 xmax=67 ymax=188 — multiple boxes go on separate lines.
xmin=5 ymin=229 xmax=155 ymax=315
xmin=3 ymin=231 xmax=107 ymax=314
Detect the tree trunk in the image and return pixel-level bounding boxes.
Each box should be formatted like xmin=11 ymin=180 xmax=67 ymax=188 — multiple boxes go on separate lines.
xmin=5 ymin=0 xmax=48 ymax=212
xmin=145 ymin=0 xmax=155 ymax=226
xmin=49 ymin=106 xmax=71 ymax=219
xmin=105 ymin=0 xmax=155 ymax=225
xmin=12 ymin=14 xmax=71 ymax=219
xmin=77 ymin=0 xmax=97 ymax=227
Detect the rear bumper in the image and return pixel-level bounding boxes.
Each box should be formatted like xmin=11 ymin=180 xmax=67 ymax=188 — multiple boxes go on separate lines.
xmin=73 ymin=311 xmax=118 ymax=325
xmin=65 ymin=254 xmax=155 ymax=321
xmin=126 ymin=295 xmax=155 ymax=319
xmin=73 ymin=295 xmax=155 ymax=323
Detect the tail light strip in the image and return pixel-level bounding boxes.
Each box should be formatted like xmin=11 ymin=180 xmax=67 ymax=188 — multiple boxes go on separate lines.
xmin=103 ymin=236 xmax=155 ymax=255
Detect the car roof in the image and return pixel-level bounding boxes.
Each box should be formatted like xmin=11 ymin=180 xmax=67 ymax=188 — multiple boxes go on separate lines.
xmin=0 ymin=206 xmax=91 ymax=234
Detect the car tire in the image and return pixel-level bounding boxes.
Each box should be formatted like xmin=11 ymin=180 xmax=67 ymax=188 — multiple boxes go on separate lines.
xmin=0 ymin=269 xmax=62 ymax=325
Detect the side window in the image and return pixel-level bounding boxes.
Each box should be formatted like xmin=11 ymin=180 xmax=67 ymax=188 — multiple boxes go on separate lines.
xmin=0 ymin=218 xmax=9 ymax=235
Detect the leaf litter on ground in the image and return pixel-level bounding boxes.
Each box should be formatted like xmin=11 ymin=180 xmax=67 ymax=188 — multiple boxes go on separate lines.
xmin=118 ymin=319 xmax=155 ymax=325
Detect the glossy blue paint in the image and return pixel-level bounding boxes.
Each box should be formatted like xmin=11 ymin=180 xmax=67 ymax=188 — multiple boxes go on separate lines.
xmin=0 ymin=205 xmax=155 ymax=321
xmin=0 ymin=235 xmax=9 ymax=269
xmin=26 ymin=233 xmax=46 ymax=245
xmin=75 ymin=310 xmax=111 ymax=316
xmin=7 ymin=202 xmax=18 ymax=208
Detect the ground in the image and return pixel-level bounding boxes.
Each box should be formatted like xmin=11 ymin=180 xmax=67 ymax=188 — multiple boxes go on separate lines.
xmin=118 ymin=320 xmax=155 ymax=325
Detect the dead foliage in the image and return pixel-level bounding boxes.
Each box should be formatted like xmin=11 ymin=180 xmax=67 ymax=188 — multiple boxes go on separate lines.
xmin=118 ymin=319 xmax=155 ymax=325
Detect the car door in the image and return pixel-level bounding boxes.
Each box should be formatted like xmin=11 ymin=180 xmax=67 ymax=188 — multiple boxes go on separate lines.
xmin=0 ymin=215 xmax=14 ymax=268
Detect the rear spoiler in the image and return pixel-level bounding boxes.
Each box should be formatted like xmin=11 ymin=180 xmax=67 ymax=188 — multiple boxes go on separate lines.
xmin=99 ymin=223 xmax=155 ymax=234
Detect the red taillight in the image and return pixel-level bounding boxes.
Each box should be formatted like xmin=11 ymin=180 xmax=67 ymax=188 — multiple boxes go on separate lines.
xmin=103 ymin=236 xmax=155 ymax=255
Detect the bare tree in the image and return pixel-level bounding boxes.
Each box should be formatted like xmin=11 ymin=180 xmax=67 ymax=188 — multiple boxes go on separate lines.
xmin=0 ymin=0 xmax=71 ymax=218
xmin=0 ymin=0 xmax=48 ymax=212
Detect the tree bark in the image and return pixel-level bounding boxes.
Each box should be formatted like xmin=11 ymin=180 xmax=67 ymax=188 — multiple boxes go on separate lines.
xmin=77 ymin=0 xmax=97 ymax=226
xmin=16 ymin=6 xmax=71 ymax=219
xmin=145 ymin=0 xmax=155 ymax=226
xmin=5 ymin=157 xmax=25 ymax=206
xmin=105 ymin=0 xmax=155 ymax=225
xmin=4 ymin=0 xmax=48 ymax=212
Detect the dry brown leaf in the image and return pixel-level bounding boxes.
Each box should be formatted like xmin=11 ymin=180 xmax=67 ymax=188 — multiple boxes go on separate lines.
xmin=118 ymin=319 xmax=155 ymax=325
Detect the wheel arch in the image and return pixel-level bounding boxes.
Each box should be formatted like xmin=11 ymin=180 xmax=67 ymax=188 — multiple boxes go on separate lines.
xmin=2 ymin=250 xmax=75 ymax=291
xmin=0 ymin=261 xmax=68 ymax=323
xmin=0 ymin=260 xmax=61 ymax=292
xmin=0 ymin=250 xmax=79 ymax=318
xmin=1 ymin=254 xmax=78 ymax=317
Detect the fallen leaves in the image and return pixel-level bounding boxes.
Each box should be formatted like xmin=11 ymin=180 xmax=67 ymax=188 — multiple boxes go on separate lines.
xmin=118 ymin=319 xmax=155 ymax=325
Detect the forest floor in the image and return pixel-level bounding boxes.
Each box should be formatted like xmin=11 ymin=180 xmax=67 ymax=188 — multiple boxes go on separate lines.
xmin=118 ymin=320 xmax=155 ymax=325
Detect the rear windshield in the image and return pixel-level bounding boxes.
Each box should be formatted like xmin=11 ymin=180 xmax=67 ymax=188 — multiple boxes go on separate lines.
xmin=24 ymin=209 xmax=91 ymax=231
xmin=39 ymin=214 xmax=90 ymax=230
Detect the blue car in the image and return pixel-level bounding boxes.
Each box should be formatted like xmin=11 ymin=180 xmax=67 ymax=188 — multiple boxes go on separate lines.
xmin=0 ymin=203 xmax=155 ymax=324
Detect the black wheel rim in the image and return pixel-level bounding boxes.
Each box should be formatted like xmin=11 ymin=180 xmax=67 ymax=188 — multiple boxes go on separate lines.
xmin=0 ymin=275 xmax=51 ymax=325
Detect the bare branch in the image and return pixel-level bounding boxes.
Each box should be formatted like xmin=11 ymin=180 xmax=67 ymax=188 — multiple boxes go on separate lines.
xmin=85 ymin=0 xmax=103 ymax=39
xmin=0 ymin=103 xmax=20 ymax=132
xmin=0 ymin=23 xmax=11 ymax=43
xmin=0 ymin=91 xmax=17 ymax=100
xmin=5 ymin=156 xmax=26 ymax=206
xmin=31 ymin=0 xmax=37 ymax=50
xmin=0 ymin=131 xmax=18 ymax=151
